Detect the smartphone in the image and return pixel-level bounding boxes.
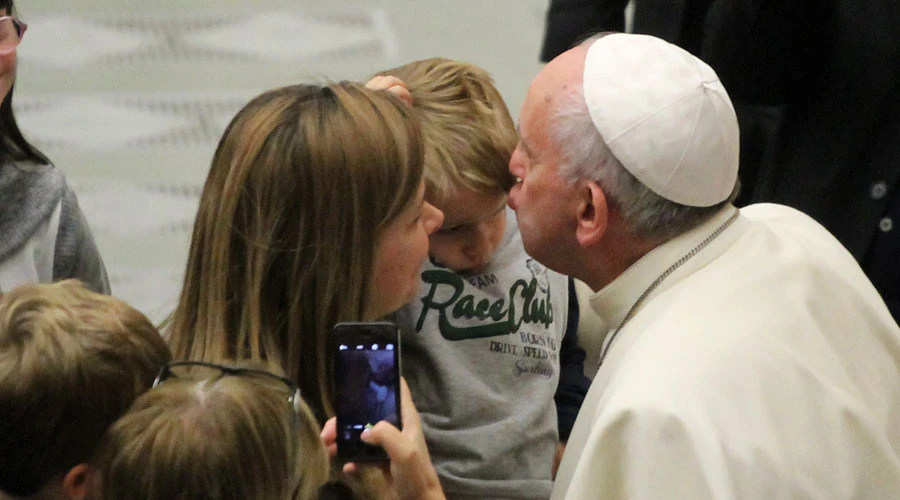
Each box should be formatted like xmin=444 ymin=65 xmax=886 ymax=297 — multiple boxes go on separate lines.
xmin=332 ymin=321 xmax=402 ymax=462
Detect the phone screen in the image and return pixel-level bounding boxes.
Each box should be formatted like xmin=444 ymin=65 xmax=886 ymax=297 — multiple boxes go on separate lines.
xmin=332 ymin=321 xmax=402 ymax=461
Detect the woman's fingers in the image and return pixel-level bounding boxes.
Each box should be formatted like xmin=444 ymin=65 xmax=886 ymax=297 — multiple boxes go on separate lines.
xmin=325 ymin=378 xmax=444 ymax=499
xmin=320 ymin=417 xmax=339 ymax=457
xmin=365 ymin=75 xmax=405 ymax=91
xmin=365 ymin=76 xmax=413 ymax=106
xmin=360 ymin=420 xmax=411 ymax=460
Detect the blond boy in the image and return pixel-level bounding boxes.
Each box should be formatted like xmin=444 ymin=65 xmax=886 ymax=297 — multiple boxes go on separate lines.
xmin=376 ymin=59 xmax=590 ymax=500
xmin=0 ymin=280 xmax=170 ymax=500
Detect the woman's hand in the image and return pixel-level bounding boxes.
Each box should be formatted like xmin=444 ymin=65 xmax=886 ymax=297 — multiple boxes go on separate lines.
xmin=365 ymin=76 xmax=413 ymax=107
xmin=321 ymin=378 xmax=445 ymax=500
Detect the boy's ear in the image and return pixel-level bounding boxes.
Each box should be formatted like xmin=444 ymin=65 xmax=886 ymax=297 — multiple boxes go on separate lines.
xmin=575 ymin=180 xmax=608 ymax=247
xmin=61 ymin=464 xmax=96 ymax=500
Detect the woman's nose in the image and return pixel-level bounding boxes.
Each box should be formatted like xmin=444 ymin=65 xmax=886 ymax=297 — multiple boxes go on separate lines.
xmin=424 ymin=202 xmax=444 ymax=234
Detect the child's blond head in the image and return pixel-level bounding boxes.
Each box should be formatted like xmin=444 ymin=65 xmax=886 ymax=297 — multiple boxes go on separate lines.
xmin=378 ymin=58 xmax=518 ymax=204
xmin=0 ymin=280 xmax=170 ymax=497
xmin=95 ymin=363 xmax=329 ymax=500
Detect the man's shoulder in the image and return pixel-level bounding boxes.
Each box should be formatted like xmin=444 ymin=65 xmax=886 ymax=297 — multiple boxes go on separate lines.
xmin=600 ymin=309 xmax=826 ymax=415
xmin=740 ymin=202 xmax=838 ymax=244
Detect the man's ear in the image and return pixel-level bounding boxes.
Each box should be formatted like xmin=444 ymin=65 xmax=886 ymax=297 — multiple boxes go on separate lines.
xmin=62 ymin=464 xmax=96 ymax=500
xmin=575 ymin=180 xmax=608 ymax=247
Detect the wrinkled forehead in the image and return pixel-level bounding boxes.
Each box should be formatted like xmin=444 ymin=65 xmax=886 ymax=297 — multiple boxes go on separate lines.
xmin=521 ymin=44 xmax=588 ymax=129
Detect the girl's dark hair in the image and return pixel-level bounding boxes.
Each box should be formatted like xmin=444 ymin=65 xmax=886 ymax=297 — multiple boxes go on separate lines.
xmin=0 ymin=0 xmax=50 ymax=165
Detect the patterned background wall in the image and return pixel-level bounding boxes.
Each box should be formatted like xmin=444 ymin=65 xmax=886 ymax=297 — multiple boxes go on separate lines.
xmin=13 ymin=0 xmax=547 ymax=322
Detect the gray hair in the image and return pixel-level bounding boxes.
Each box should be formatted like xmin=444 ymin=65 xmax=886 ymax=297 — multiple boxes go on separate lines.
xmin=550 ymin=81 xmax=739 ymax=242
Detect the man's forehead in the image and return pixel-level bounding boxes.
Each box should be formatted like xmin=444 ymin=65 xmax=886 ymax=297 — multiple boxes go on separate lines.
xmin=521 ymin=45 xmax=586 ymax=130
xmin=539 ymin=44 xmax=588 ymax=92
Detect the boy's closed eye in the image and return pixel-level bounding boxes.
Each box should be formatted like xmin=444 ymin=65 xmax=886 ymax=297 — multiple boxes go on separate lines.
xmin=436 ymin=224 xmax=466 ymax=235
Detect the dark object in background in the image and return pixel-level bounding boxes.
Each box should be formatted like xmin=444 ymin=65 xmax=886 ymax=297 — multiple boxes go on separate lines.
xmin=703 ymin=0 xmax=900 ymax=323
xmin=540 ymin=0 xmax=714 ymax=62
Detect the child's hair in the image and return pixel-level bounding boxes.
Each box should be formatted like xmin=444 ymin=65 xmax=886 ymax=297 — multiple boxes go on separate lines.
xmin=94 ymin=364 xmax=330 ymax=500
xmin=167 ymin=82 xmax=424 ymax=423
xmin=0 ymin=280 xmax=171 ymax=497
xmin=376 ymin=57 xmax=518 ymax=204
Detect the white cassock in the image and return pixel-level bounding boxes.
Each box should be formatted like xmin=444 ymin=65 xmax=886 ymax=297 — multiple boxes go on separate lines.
xmin=553 ymin=204 xmax=900 ymax=499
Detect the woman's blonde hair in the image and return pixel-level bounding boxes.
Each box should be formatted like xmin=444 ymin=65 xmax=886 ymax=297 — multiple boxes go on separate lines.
xmin=377 ymin=58 xmax=518 ymax=204
xmin=95 ymin=368 xmax=330 ymax=500
xmin=167 ymin=82 xmax=424 ymax=425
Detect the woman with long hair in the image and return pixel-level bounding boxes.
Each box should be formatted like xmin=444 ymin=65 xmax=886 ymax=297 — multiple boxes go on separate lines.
xmin=167 ymin=82 xmax=443 ymax=498
xmin=0 ymin=0 xmax=108 ymax=293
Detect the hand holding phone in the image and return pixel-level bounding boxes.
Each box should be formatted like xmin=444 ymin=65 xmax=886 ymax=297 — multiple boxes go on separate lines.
xmin=332 ymin=321 xmax=402 ymax=462
xmin=320 ymin=378 xmax=446 ymax=500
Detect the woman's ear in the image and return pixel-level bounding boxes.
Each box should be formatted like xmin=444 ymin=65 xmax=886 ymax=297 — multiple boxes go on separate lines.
xmin=575 ymin=180 xmax=608 ymax=247
xmin=62 ymin=464 xmax=97 ymax=500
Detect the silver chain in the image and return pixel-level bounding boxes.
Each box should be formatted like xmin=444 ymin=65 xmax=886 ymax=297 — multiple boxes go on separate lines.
xmin=597 ymin=210 xmax=740 ymax=366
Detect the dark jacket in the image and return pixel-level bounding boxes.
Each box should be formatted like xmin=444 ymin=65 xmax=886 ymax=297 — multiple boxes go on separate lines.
xmin=557 ymin=278 xmax=591 ymax=440
xmin=540 ymin=0 xmax=714 ymax=62
xmin=702 ymin=0 xmax=900 ymax=320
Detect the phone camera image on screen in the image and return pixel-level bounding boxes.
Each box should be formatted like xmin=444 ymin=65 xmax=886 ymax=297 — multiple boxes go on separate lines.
xmin=333 ymin=322 xmax=401 ymax=461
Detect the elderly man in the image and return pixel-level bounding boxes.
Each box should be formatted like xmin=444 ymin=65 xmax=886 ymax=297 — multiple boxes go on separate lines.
xmin=509 ymin=33 xmax=900 ymax=499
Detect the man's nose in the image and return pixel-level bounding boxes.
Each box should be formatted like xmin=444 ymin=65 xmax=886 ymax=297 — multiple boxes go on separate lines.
xmin=509 ymin=146 xmax=525 ymax=177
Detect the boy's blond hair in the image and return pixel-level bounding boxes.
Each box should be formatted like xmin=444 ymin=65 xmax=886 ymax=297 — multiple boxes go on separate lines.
xmin=95 ymin=370 xmax=330 ymax=500
xmin=0 ymin=280 xmax=170 ymax=497
xmin=377 ymin=58 xmax=518 ymax=204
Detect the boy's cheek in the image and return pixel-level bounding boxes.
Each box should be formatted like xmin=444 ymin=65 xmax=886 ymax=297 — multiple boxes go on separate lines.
xmin=428 ymin=238 xmax=468 ymax=272
xmin=428 ymin=239 xmax=457 ymax=266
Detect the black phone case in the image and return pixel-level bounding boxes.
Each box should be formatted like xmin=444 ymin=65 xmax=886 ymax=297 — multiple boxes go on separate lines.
xmin=332 ymin=321 xmax=402 ymax=462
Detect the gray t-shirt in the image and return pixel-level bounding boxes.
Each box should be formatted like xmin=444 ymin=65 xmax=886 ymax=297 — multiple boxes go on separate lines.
xmin=395 ymin=208 xmax=569 ymax=500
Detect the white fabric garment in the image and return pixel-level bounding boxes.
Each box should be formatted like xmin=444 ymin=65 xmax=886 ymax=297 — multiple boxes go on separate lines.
xmin=0 ymin=201 xmax=61 ymax=292
xmin=552 ymin=204 xmax=900 ymax=499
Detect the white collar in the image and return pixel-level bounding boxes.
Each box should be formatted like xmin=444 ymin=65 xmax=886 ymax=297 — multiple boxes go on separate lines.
xmin=589 ymin=206 xmax=746 ymax=336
